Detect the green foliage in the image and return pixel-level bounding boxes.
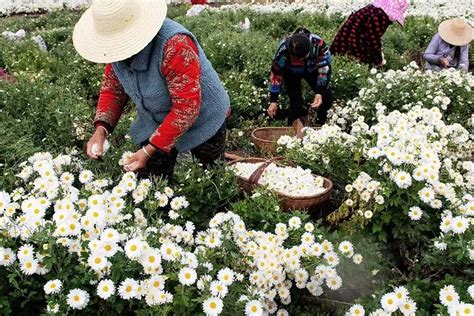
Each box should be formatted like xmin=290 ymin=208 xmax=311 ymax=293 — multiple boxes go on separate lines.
xmin=173 ymin=160 xmax=239 ymax=229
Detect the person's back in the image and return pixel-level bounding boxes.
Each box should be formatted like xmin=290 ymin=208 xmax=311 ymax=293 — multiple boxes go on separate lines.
xmin=330 ymin=0 xmax=407 ymax=67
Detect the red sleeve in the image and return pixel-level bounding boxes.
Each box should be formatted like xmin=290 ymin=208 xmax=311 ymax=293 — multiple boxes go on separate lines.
xmin=149 ymin=34 xmax=201 ymax=153
xmin=365 ymin=7 xmax=391 ymax=66
xmin=93 ymin=64 xmax=129 ymax=132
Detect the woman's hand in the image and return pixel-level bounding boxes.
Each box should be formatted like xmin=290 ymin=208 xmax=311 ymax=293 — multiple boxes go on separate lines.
xmin=311 ymin=94 xmax=323 ymax=109
xmin=267 ymin=102 xmax=278 ymax=118
xmin=123 ymin=145 xmax=157 ymax=172
xmin=86 ymin=127 xmax=107 ymax=160
xmin=439 ymin=57 xmax=450 ymax=67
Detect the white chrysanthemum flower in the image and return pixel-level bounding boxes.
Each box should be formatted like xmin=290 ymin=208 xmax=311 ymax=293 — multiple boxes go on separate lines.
xmin=439 ymin=285 xmax=459 ymax=306
xmin=451 ymin=216 xmax=469 ymax=234
xmin=304 ymin=222 xmax=314 ymax=232
xmin=245 ymin=300 xmax=263 ymax=316
xmin=393 ymin=286 xmax=409 ymax=303
xmin=141 ymin=249 xmax=161 ymax=269
xmin=353 ymin=254 xmax=363 ymax=264
xmin=203 ymin=297 xmax=223 ymax=316
xmin=440 ymin=216 xmax=453 ymax=233
xmin=125 ymin=238 xmax=145 ymax=260
xmin=178 ymin=267 xmax=197 ymax=286
xmin=147 ymin=275 xmax=166 ymax=292
xmin=399 ymin=299 xmax=417 ymax=315
xmin=164 ymin=187 xmax=174 ymax=198
xmin=380 ymin=292 xmax=398 ymax=312
xmin=364 ymin=210 xmax=373 ymax=219
xmin=20 ymin=257 xmax=38 ymax=275
xmin=97 ymin=279 xmax=115 ymax=300
xmin=418 ymin=187 xmax=435 ymax=203
xmin=276 ymin=309 xmax=289 ymax=316
xmin=67 ymin=289 xmax=90 ymax=310
xmin=324 ymin=252 xmax=340 ymax=267
xmin=118 ymin=278 xmax=139 ymax=300
xmin=288 ymin=216 xmax=302 ymax=229
xmin=408 ymin=206 xmax=423 ymax=221
xmin=347 ymin=304 xmax=365 ymax=316
xmin=375 ymin=195 xmax=385 ymax=205
xmin=0 ymin=248 xmax=16 ymax=266
xmin=468 ymin=285 xmax=474 ymax=300
xmin=17 ymin=244 xmax=35 ymax=261
xmin=338 ymin=241 xmax=354 ymax=255
xmin=326 ymin=275 xmax=342 ymax=290
xmin=369 ymin=309 xmax=389 ymax=316
xmin=210 ymin=281 xmax=228 ymax=298
xmin=78 ymin=170 xmax=94 ymax=184
xmin=217 ymin=268 xmax=234 ymax=286
xmin=44 ymin=279 xmax=62 ymax=295
xmin=87 ymin=253 xmax=108 ymax=271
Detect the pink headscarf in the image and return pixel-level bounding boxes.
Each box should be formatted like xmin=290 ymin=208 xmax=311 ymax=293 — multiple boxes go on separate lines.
xmin=373 ymin=0 xmax=409 ymax=26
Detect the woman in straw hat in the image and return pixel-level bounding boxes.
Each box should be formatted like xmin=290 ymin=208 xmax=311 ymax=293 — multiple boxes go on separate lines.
xmin=424 ymin=18 xmax=472 ymax=71
xmin=73 ymin=0 xmax=230 ymax=178
xmin=330 ymin=0 xmax=408 ymax=67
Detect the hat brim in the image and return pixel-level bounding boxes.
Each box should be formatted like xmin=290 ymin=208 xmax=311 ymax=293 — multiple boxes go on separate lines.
xmin=438 ymin=20 xmax=473 ymax=46
xmin=73 ymin=0 xmax=167 ymax=64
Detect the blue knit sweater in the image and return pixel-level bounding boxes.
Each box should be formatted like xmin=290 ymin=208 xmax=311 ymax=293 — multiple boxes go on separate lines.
xmin=112 ymin=19 xmax=230 ymax=152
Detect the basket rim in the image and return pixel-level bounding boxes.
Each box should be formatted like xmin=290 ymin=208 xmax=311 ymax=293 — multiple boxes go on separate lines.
xmin=250 ymin=127 xmax=296 ymax=143
xmin=228 ymin=158 xmax=334 ymax=200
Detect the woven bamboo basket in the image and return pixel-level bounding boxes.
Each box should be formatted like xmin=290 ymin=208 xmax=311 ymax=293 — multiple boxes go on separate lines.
xmin=250 ymin=127 xmax=296 ymax=154
xmin=228 ymin=157 xmax=333 ymax=212
xmin=251 ymin=126 xmax=321 ymax=154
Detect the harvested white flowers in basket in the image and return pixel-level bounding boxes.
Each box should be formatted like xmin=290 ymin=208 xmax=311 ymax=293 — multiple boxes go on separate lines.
xmin=228 ymin=157 xmax=333 ymax=211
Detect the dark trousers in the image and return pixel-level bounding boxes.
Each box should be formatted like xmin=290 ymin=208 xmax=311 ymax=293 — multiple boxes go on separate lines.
xmin=138 ymin=121 xmax=227 ymax=179
xmin=283 ymin=72 xmax=333 ymax=126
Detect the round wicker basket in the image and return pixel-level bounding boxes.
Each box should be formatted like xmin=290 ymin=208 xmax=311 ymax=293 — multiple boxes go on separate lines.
xmin=251 ymin=126 xmax=321 ymax=154
xmin=228 ymin=157 xmax=333 ymax=212
xmin=250 ymin=127 xmax=296 ymax=154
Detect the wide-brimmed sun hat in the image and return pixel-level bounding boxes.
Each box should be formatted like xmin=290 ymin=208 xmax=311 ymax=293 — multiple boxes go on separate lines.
xmin=373 ymin=0 xmax=409 ymax=26
xmin=438 ymin=18 xmax=473 ymax=46
xmin=73 ymin=0 xmax=167 ymax=63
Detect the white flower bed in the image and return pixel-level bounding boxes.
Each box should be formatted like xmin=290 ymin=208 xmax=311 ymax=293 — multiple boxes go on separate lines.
xmin=230 ymin=162 xmax=326 ymax=197
xmin=347 ymin=284 xmax=474 ymax=316
xmin=0 ymin=152 xmax=360 ymax=314
xmin=215 ymin=0 xmax=474 ymax=22
xmin=328 ymin=64 xmax=474 ymax=131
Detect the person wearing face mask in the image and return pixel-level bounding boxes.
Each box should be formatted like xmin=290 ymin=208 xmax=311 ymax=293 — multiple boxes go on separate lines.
xmin=267 ymin=28 xmax=333 ymax=127
xmin=424 ymin=18 xmax=472 ymax=72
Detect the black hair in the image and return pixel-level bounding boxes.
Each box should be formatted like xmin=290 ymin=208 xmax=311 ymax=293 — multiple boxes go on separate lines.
xmin=287 ymin=33 xmax=310 ymax=59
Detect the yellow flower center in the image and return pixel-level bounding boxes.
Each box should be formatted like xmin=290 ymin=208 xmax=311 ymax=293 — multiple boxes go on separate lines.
xmin=210 ymin=302 xmax=217 ymax=309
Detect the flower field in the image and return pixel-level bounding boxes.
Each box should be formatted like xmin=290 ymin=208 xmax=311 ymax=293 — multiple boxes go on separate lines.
xmin=0 ymin=3 xmax=473 ymax=316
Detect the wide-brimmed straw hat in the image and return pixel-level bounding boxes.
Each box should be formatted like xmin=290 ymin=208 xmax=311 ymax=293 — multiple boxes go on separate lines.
xmin=438 ymin=18 xmax=473 ymax=46
xmin=373 ymin=0 xmax=409 ymax=26
xmin=73 ymin=0 xmax=167 ymax=63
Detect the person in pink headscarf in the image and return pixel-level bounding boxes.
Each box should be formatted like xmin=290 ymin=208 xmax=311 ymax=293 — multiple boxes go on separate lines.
xmin=330 ymin=0 xmax=408 ymax=67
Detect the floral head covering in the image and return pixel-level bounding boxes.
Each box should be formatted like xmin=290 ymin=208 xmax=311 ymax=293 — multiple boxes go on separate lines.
xmin=373 ymin=0 xmax=409 ymax=26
